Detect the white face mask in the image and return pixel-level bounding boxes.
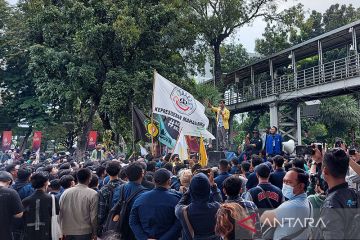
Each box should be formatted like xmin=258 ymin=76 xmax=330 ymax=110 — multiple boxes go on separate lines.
xmin=282 ymin=183 xmax=295 ymax=199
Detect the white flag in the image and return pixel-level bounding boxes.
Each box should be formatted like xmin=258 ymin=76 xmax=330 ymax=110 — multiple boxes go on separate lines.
xmin=153 ymin=72 xmax=210 ymax=136
xmin=173 ymin=131 xmax=189 ymax=161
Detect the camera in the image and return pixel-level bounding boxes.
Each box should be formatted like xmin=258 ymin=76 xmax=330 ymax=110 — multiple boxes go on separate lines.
xmin=303 ymin=143 xmax=322 ymax=155
xmin=349 ymin=149 xmax=356 ymax=156
xmin=335 ymin=138 xmax=343 ymax=148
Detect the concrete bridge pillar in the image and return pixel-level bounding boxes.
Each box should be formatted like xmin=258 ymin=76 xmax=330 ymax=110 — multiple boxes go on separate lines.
xmin=269 ymin=103 xmax=278 ymax=128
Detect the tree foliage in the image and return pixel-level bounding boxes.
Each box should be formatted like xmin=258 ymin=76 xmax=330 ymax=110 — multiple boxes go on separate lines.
xmin=187 ymin=0 xmax=277 ymax=87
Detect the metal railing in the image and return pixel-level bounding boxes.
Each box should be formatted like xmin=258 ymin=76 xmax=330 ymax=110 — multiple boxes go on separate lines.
xmin=225 ymin=54 xmax=360 ymax=105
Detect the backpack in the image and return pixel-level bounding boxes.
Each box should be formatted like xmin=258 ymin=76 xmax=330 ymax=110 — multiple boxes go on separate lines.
xmin=102 ymin=185 xmax=145 ymax=238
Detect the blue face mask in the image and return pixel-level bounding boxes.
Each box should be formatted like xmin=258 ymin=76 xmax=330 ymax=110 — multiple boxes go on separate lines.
xmin=282 ymin=183 xmax=295 ymax=200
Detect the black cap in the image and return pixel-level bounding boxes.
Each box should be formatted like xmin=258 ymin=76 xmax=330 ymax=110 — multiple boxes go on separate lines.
xmin=0 ymin=171 xmax=14 ymax=182
xmin=255 ymin=163 xmax=270 ymax=178
xmin=154 ymin=168 xmax=171 ymax=185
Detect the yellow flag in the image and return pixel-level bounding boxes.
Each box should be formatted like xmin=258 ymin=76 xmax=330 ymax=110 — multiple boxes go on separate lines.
xmin=199 ymin=136 xmax=208 ymax=167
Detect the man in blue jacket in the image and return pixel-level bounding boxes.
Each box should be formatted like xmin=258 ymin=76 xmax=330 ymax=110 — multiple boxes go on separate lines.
xmin=265 ymin=126 xmax=283 ymax=157
xmin=129 ymin=168 xmax=182 ymax=240
xmin=12 ymin=167 xmax=34 ymax=200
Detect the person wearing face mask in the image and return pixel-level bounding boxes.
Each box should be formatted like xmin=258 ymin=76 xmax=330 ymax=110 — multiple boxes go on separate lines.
xmin=261 ymin=167 xmax=311 ymax=240
xmin=0 ymin=171 xmax=23 ymax=240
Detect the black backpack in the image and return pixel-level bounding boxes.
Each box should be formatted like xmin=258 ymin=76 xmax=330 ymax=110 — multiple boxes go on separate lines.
xmin=102 ymin=185 xmax=145 ymax=239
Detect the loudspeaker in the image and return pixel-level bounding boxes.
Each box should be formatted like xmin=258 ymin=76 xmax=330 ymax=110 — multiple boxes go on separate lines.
xmin=282 ymin=140 xmax=295 ymax=154
xmin=207 ymin=151 xmax=226 ymax=167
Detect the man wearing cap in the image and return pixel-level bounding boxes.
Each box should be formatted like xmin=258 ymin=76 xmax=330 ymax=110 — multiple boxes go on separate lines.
xmin=0 ymin=171 xmax=24 ymax=240
xmin=129 ymin=168 xmax=182 ymax=240
xmin=248 ymin=129 xmax=263 ymax=156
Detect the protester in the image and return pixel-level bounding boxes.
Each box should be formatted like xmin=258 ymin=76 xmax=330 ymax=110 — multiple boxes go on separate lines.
xmin=208 ymin=99 xmax=230 ymax=150
xmin=222 ymin=176 xmax=261 ymax=237
xmin=245 ymin=155 xmax=263 ymax=190
xmin=244 ymin=163 xmax=283 ymax=215
xmin=265 ymin=126 xmax=283 ymax=156
xmin=261 ymin=167 xmax=311 ymax=239
xmin=12 ymin=167 xmax=34 ymax=200
xmin=175 ymin=172 xmax=221 ymax=240
xmin=240 ymin=161 xmax=251 ymax=179
xmin=60 ymin=168 xmax=98 ymax=240
xmin=129 ymin=168 xmax=182 ymax=239
xmin=95 ymin=165 xmax=106 ymax=189
xmin=91 ymin=144 xmax=105 ymax=161
xmin=48 ymin=179 xmax=61 ymax=195
xmin=56 ymin=174 xmax=75 ymax=200
xmin=6 ymin=163 xmax=19 ymax=182
xmin=110 ymin=162 xmax=148 ymax=239
xmin=215 ymin=203 xmax=254 ymax=240
xmin=22 ymin=171 xmax=59 ymax=240
xmin=97 ymin=161 xmax=124 ymax=236
xmin=178 ymin=169 xmax=192 ymax=193
xmin=269 ymin=155 xmax=286 ymax=189
xmin=215 ymin=159 xmax=232 ymax=200
xmin=315 ymin=148 xmax=360 ymax=239
xmin=0 ymin=171 xmax=23 ymax=240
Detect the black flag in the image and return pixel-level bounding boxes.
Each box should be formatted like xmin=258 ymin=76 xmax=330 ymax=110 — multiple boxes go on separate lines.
xmin=132 ymin=106 xmax=158 ymax=142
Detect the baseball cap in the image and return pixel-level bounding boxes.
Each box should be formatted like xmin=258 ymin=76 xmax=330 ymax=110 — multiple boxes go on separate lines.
xmin=154 ymin=168 xmax=171 ymax=185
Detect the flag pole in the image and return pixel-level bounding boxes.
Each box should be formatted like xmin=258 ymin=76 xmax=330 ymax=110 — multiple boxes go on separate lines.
xmin=151 ymin=69 xmax=156 ymax=156
xmin=131 ymin=102 xmax=135 ymax=155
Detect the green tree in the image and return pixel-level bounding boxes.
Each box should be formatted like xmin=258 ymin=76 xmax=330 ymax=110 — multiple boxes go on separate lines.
xmin=320 ymin=96 xmax=360 ymax=139
xmin=24 ymin=0 xmax=197 ymax=159
xmin=187 ymin=0 xmax=277 ymax=86
xmin=220 ymin=43 xmax=249 ymax=74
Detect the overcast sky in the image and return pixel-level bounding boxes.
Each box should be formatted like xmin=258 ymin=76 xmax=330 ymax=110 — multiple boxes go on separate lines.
xmin=6 ymin=0 xmax=360 ymax=52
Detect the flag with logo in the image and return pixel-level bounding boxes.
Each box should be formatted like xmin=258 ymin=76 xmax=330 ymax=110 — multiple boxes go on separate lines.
xmin=132 ymin=105 xmax=159 ymax=142
xmin=199 ymin=136 xmax=208 ymax=167
xmin=32 ymin=131 xmax=42 ymax=152
xmin=173 ymin=131 xmax=189 ymax=161
xmin=2 ymin=131 xmax=12 ymax=152
xmin=153 ymin=72 xmax=214 ymax=139
xmin=157 ymin=114 xmax=180 ymax=149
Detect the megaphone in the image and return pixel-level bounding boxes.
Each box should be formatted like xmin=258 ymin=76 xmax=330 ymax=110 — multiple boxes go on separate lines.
xmin=282 ymin=139 xmax=295 ymax=154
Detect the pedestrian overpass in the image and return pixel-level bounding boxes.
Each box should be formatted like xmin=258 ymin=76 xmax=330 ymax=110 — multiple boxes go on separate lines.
xmin=224 ymin=20 xmax=360 ymax=144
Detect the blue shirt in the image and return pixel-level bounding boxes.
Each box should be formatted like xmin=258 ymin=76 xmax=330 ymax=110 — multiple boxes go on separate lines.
xmin=269 ymin=168 xmax=286 ymax=189
xmin=246 ymin=172 xmax=258 ymax=190
xmin=273 ymin=193 xmax=311 ymax=239
xmin=215 ymin=172 xmax=232 ymax=200
xmin=129 ymin=187 xmax=182 ymax=240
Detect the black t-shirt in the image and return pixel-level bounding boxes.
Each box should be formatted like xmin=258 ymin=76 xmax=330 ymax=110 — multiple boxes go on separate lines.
xmin=0 ymin=186 xmax=23 ymax=240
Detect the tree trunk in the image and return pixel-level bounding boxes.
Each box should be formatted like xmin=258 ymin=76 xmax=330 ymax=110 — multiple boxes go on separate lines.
xmin=213 ymin=42 xmax=222 ymax=87
xmin=99 ymin=112 xmax=112 ymax=130
xmin=74 ymin=103 xmax=98 ymax=161
xmin=19 ymin=125 xmax=32 ymax=155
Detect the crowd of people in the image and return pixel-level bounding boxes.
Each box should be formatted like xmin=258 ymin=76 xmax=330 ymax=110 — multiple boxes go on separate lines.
xmin=1 ymin=137 xmax=360 ymax=240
